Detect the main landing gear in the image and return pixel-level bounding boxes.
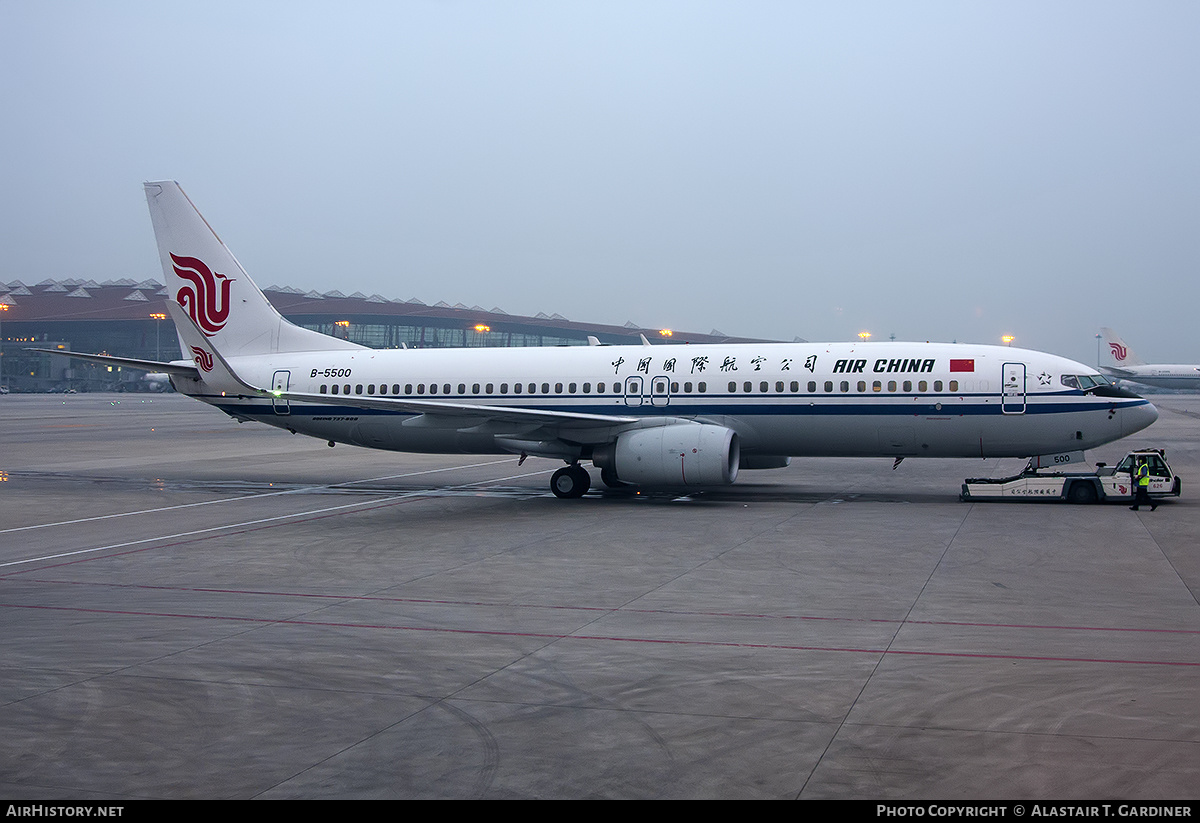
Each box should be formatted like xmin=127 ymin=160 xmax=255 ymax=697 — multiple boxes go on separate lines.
xmin=551 ymin=464 xmax=591 ymax=499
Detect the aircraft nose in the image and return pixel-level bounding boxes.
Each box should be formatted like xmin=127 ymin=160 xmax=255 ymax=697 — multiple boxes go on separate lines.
xmin=1123 ymin=401 xmax=1159 ymax=436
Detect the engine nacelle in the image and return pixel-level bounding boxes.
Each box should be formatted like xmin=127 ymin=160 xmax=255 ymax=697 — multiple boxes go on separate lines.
xmin=594 ymin=424 xmax=740 ymax=487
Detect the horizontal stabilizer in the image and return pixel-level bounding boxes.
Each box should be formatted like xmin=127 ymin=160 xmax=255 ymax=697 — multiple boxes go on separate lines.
xmin=28 ymin=348 xmax=200 ymax=378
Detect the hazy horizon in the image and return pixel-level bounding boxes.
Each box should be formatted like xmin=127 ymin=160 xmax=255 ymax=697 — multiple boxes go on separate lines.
xmin=3 ymin=1 xmax=1197 ymax=366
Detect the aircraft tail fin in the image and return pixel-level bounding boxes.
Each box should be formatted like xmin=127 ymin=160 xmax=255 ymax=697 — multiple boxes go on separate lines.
xmin=144 ymin=181 xmax=363 ymax=358
xmin=1100 ymin=328 xmax=1145 ymax=367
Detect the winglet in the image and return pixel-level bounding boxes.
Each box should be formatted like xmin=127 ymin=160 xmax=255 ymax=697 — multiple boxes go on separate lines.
xmin=166 ymin=301 xmax=270 ymax=397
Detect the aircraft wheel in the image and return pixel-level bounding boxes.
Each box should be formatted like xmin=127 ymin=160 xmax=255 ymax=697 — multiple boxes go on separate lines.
xmin=551 ymin=465 xmax=591 ymax=499
xmin=1067 ymin=482 xmax=1098 ymax=504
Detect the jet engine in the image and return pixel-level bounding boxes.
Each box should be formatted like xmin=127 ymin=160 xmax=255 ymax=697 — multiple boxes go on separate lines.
xmin=593 ymin=423 xmax=740 ymax=487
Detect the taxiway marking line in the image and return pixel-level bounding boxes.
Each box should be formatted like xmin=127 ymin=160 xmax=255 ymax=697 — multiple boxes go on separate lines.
xmin=13 ymin=578 xmax=1200 ymax=637
xmin=0 ymin=467 xmax=552 ymax=568
xmin=3 ymin=601 xmax=1196 ymax=668
xmin=0 ymin=458 xmax=519 ymax=535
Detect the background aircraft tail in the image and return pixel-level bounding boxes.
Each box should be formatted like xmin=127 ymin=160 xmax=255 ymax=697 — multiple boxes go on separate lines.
xmin=1100 ymin=328 xmax=1145 ymax=366
xmin=144 ymin=181 xmax=362 ymax=358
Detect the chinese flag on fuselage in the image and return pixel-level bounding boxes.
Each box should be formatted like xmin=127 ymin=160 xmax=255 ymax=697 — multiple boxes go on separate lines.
xmin=950 ymin=359 xmax=975 ymax=372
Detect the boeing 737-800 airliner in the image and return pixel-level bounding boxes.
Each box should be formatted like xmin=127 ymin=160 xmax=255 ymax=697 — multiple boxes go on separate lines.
xmin=1100 ymin=328 xmax=1200 ymax=391
xmin=41 ymin=182 xmax=1159 ymax=498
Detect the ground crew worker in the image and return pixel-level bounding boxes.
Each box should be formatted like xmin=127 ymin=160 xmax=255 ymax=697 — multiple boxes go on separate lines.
xmin=1131 ymin=459 xmax=1156 ymax=511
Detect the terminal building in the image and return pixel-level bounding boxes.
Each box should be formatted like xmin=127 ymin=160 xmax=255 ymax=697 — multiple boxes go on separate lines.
xmin=0 ymin=278 xmax=770 ymax=392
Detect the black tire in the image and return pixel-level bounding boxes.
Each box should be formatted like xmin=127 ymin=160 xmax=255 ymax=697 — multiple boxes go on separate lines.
xmin=551 ymin=465 xmax=591 ymax=499
xmin=1067 ymin=482 xmax=1098 ymax=504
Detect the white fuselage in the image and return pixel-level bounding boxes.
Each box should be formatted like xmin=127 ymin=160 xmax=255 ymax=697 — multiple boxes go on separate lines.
xmin=1101 ymin=365 xmax=1200 ymax=391
xmin=180 ymin=340 xmax=1157 ymax=460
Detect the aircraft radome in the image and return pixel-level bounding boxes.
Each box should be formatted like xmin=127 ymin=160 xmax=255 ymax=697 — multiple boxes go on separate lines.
xmin=39 ymin=182 xmax=1160 ymax=498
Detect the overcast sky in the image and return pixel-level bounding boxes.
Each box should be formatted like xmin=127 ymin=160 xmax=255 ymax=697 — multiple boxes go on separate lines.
xmin=2 ymin=1 xmax=1197 ymax=365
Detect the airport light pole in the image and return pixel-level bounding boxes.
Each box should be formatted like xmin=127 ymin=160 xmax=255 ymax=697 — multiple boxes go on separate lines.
xmin=0 ymin=302 xmax=8 ymax=388
xmin=150 ymin=313 xmax=166 ymax=361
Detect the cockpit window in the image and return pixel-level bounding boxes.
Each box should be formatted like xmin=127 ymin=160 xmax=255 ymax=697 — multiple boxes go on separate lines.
xmin=1061 ymin=374 xmax=1112 ymax=391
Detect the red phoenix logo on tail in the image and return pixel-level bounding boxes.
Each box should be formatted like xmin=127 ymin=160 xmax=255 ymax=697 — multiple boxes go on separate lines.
xmin=172 ymin=254 xmax=234 ymax=336
xmin=1109 ymin=342 xmax=1128 ymax=362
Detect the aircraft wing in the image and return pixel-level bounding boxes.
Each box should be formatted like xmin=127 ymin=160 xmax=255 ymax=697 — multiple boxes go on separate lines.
xmin=278 ymin=388 xmax=642 ymax=430
xmin=170 ymin=306 xmax=671 ymax=451
xmin=28 ymin=348 xmax=201 ymax=378
xmin=1100 ymin=365 xmax=1136 ymax=378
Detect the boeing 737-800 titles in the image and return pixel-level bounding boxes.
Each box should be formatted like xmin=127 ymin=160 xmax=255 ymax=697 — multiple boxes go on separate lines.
xmin=41 ymin=182 xmax=1159 ymax=498
xmin=1100 ymin=328 xmax=1200 ymax=391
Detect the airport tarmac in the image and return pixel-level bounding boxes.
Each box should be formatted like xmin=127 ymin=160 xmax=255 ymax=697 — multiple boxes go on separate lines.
xmin=1 ymin=393 xmax=1198 ymax=799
